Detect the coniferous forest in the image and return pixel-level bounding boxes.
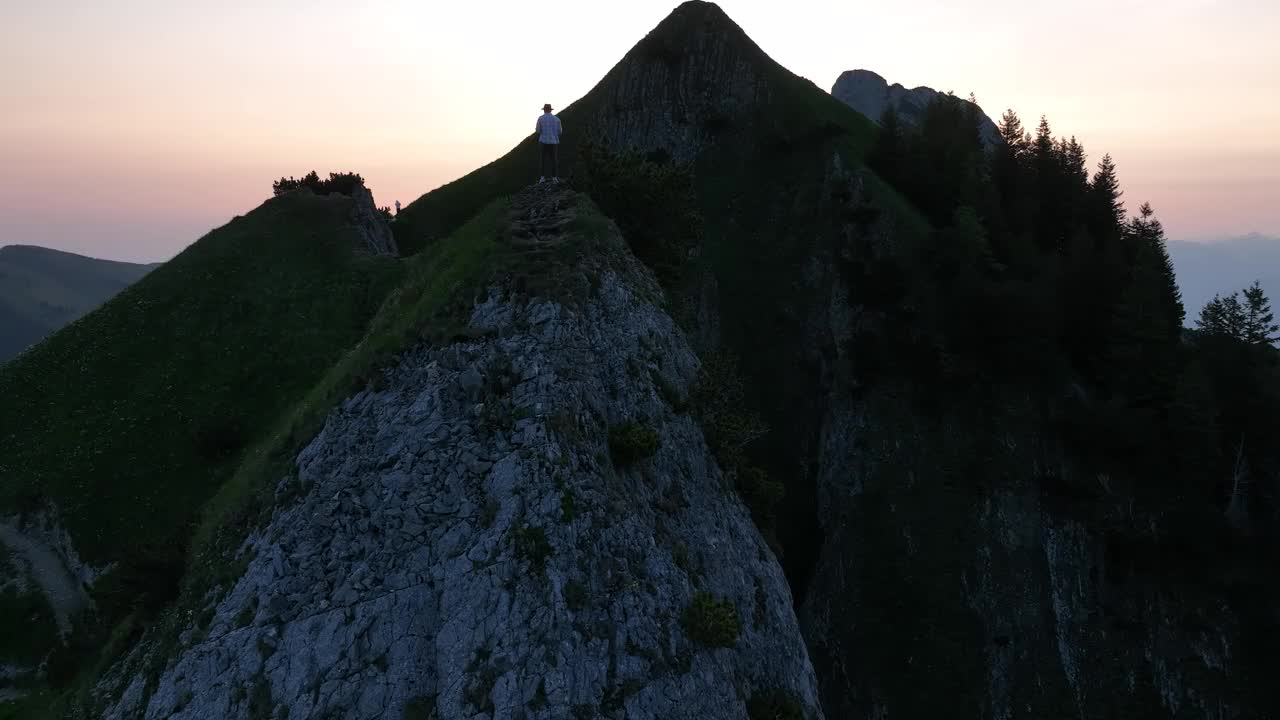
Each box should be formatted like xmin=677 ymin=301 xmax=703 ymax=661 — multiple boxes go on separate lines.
xmin=864 ymin=93 xmax=1280 ymax=586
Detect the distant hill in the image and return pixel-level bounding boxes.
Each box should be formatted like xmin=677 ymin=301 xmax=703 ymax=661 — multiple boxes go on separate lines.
xmin=832 ymin=69 xmax=1001 ymax=146
xmin=1168 ymin=233 xmax=1280 ymax=321
xmin=0 ymin=245 xmax=159 ymax=362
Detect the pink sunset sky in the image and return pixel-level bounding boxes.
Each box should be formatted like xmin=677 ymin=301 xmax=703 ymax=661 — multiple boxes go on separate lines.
xmin=2 ymin=0 xmax=1277 ymax=263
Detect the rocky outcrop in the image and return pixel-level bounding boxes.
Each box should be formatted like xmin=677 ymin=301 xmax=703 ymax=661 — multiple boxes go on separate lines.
xmin=799 ymin=388 xmax=1257 ymax=718
xmin=347 ymin=185 xmax=398 ymax=256
xmin=574 ymin=0 xmax=775 ymax=163
xmin=0 ymin=510 xmax=96 ymax=636
xmin=0 ymin=507 xmax=98 ymax=696
xmin=95 ymin=188 xmax=820 ymax=720
xmin=832 ymin=69 xmax=1001 ymax=147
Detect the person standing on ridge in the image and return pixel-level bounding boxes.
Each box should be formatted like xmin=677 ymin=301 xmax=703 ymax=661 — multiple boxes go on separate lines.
xmin=536 ymin=103 xmax=563 ymax=184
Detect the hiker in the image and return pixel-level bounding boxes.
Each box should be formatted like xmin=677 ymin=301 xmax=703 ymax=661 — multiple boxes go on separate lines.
xmin=536 ymin=103 xmax=563 ymax=183
xmin=394 ymin=200 xmax=400 ymax=216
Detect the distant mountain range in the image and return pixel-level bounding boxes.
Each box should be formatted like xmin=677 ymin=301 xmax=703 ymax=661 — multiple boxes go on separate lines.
xmin=1168 ymin=233 xmax=1280 ymax=322
xmin=0 ymin=245 xmax=158 ymax=362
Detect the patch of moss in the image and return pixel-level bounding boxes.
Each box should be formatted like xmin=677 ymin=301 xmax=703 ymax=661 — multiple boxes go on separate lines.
xmin=747 ymin=689 xmax=807 ymax=720
xmin=682 ymin=592 xmax=740 ymax=648
xmin=514 ymin=524 xmax=552 ymax=571
xmin=563 ymin=580 xmax=588 ymax=611
xmin=234 ymin=596 xmax=259 ymax=629
xmin=402 ymin=695 xmax=436 ymax=720
xmin=609 ymin=422 xmax=661 ymax=465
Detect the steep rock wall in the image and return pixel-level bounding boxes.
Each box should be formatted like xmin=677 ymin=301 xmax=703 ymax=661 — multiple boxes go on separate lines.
xmin=791 ymin=271 xmax=1260 ymax=718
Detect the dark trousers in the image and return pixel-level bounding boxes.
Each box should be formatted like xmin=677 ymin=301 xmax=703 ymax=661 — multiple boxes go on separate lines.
xmin=540 ymin=142 xmax=559 ymax=178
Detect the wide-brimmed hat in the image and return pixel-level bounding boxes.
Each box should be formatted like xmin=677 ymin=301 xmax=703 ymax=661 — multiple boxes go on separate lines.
xmin=543 ymin=103 xmax=553 ymax=111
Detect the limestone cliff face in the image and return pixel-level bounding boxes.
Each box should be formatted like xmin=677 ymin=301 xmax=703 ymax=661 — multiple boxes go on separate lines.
xmin=832 ymin=69 xmax=1002 ymax=147
xmin=348 ymin=185 xmax=398 ymax=257
xmin=95 ymin=189 xmax=821 ymax=720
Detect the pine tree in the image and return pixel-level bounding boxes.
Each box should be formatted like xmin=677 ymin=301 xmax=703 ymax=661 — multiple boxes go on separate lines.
xmin=1033 ymin=116 xmax=1055 ymax=162
xmin=1197 ymin=295 xmax=1227 ymax=335
xmin=1031 ymin=116 xmax=1065 ymax=253
xmin=998 ymin=109 xmax=1025 ymax=150
xmin=1065 ymin=137 xmax=1088 ymax=187
xmin=1223 ymin=293 xmax=1246 ymax=340
xmin=1062 ymin=136 xmax=1090 ymax=235
xmin=1090 ymin=154 xmax=1126 ymax=231
xmin=1201 ymin=293 xmax=1249 ymax=340
xmin=869 ymin=105 xmax=907 ymax=189
xmin=1126 ymin=202 xmax=1185 ymax=337
xmin=1241 ymin=281 xmax=1279 ymax=346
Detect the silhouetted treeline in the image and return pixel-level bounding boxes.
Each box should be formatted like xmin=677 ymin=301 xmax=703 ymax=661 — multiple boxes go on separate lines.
xmin=864 ymin=93 xmax=1280 ymax=550
xmin=272 ymin=171 xmax=367 ymax=197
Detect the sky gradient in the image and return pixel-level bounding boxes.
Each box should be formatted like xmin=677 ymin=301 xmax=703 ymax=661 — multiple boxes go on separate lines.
xmin=2 ymin=0 xmax=1277 ymax=263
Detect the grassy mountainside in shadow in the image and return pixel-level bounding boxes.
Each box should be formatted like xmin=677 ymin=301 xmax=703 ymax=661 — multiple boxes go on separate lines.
xmin=0 ymin=191 xmax=402 ymax=668
xmin=0 ymin=245 xmax=158 ymax=362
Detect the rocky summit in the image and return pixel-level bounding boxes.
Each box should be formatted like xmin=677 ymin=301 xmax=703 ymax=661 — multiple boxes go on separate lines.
xmin=832 ymin=68 xmax=1002 ymax=146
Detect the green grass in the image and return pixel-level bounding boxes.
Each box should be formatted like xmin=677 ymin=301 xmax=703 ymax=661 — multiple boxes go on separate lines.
xmin=186 ymin=198 xmax=510 ymax=581
xmin=682 ymin=591 xmax=741 ymax=648
xmin=608 ymin=422 xmax=662 ymax=465
xmin=0 ymin=191 xmax=401 ymax=568
xmin=0 ymin=189 xmax=402 ymax=699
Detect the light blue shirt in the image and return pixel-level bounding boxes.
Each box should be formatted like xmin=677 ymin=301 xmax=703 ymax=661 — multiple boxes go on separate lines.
xmin=536 ymin=113 xmax=563 ymax=144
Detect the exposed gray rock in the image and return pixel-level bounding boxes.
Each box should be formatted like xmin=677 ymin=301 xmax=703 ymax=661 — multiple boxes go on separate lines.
xmin=0 ymin=507 xmax=98 ymax=635
xmin=347 ymin=185 xmax=399 ymax=256
xmin=95 ymin=202 xmax=820 ymax=719
xmin=832 ymin=69 xmax=1001 ymax=147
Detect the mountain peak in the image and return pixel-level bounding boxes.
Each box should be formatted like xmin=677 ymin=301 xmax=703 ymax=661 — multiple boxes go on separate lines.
xmin=832 ymin=69 xmax=1001 ymax=146
xmin=627 ymin=0 xmax=763 ymax=73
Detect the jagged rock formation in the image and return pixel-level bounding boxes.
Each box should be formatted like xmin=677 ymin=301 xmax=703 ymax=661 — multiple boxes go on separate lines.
xmin=348 ymin=185 xmax=399 ymax=256
xmin=832 ymin=69 xmax=1001 ymax=146
xmin=0 ymin=509 xmax=97 ymax=635
xmin=95 ymin=187 xmax=821 ymax=720
xmin=0 ymin=508 xmax=99 ymax=692
xmin=798 ymin=385 xmax=1257 ymax=718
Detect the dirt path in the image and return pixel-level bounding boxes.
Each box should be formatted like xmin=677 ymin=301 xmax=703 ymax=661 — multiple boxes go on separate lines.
xmin=0 ymin=521 xmax=89 ymax=635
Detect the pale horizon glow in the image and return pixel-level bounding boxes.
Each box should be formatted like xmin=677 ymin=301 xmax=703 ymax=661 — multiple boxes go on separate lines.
xmin=2 ymin=0 xmax=1277 ymax=263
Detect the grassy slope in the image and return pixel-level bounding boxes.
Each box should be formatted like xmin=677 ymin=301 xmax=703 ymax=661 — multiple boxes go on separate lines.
xmin=0 ymin=191 xmax=402 ymax=569
xmin=0 ymin=190 xmax=404 ymax=715
xmin=0 ymin=246 xmax=158 ymax=362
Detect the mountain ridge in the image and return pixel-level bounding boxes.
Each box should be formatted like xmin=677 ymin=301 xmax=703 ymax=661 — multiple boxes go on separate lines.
xmin=0 ymin=244 xmax=159 ymax=363
xmin=1 ymin=2 xmax=1277 ymax=718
